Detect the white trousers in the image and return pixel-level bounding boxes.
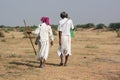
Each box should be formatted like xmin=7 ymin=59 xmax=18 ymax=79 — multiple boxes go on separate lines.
xmin=57 ymin=35 xmax=71 ymax=56
xmin=37 ymin=41 xmax=49 ymax=60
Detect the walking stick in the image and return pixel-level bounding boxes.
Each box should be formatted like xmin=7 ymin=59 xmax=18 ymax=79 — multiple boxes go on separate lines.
xmin=23 ymin=19 xmax=37 ymax=55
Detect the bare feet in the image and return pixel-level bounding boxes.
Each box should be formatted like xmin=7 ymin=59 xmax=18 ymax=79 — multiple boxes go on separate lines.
xmin=59 ymin=63 xmax=63 ymax=66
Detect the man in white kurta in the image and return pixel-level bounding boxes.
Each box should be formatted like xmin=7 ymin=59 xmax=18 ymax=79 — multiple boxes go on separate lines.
xmin=32 ymin=22 xmax=54 ymax=68
xmin=58 ymin=12 xmax=74 ymax=66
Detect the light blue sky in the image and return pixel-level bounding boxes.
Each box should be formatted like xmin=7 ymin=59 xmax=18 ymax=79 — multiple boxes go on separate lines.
xmin=0 ymin=0 xmax=120 ymax=26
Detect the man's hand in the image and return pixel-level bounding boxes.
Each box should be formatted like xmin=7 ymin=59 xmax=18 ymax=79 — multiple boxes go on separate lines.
xmin=50 ymin=41 xmax=53 ymax=46
xmin=59 ymin=31 xmax=62 ymax=46
xmin=26 ymin=30 xmax=31 ymax=34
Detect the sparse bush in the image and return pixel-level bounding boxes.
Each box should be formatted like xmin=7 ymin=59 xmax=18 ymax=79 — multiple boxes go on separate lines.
xmin=85 ymin=45 xmax=98 ymax=49
xmin=0 ymin=31 xmax=5 ymax=37
xmin=1 ymin=39 xmax=6 ymax=42
xmin=116 ymin=29 xmax=120 ymax=37
xmin=5 ymin=65 xmax=17 ymax=70
xmin=0 ymin=54 xmax=1 ymax=58
xmin=7 ymin=53 xmax=17 ymax=58
xmin=11 ymin=34 xmax=15 ymax=38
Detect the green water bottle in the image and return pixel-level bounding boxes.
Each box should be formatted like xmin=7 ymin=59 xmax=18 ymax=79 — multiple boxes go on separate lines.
xmin=70 ymin=29 xmax=74 ymax=38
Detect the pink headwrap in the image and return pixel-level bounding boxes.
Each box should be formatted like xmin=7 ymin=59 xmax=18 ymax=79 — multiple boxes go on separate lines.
xmin=40 ymin=17 xmax=50 ymax=25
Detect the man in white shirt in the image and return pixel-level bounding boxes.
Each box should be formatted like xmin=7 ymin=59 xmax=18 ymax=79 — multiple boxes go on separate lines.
xmin=28 ymin=17 xmax=54 ymax=68
xmin=57 ymin=12 xmax=74 ymax=66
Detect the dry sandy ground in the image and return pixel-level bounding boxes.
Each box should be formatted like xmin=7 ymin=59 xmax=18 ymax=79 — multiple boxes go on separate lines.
xmin=0 ymin=30 xmax=120 ymax=80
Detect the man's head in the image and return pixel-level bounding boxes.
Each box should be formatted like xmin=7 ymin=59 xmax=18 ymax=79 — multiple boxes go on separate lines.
xmin=60 ymin=11 xmax=68 ymax=19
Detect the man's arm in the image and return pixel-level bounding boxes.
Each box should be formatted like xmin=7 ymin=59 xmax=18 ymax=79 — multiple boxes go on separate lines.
xmin=59 ymin=31 xmax=62 ymax=46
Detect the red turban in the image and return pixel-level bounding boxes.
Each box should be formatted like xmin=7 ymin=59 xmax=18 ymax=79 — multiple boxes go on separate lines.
xmin=40 ymin=17 xmax=50 ymax=25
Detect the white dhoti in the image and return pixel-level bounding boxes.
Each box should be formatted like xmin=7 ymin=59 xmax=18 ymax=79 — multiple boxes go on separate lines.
xmin=57 ymin=35 xmax=71 ymax=56
xmin=37 ymin=41 xmax=49 ymax=60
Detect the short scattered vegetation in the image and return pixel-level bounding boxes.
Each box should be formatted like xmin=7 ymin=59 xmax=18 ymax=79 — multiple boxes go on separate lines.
xmin=0 ymin=22 xmax=120 ymax=37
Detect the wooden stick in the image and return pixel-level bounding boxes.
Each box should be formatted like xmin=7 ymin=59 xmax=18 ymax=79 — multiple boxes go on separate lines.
xmin=23 ymin=19 xmax=37 ymax=55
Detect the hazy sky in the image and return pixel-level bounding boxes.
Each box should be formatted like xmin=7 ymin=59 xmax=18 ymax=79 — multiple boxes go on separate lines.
xmin=0 ymin=0 xmax=120 ymax=26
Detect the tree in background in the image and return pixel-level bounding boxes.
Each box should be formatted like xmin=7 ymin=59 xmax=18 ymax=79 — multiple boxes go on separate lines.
xmin=96 ymin=23 xmax=107 ymax=29
xmin=76 ymin=23 xmax=95 ymax=29
xmin=109 ymin=23 xmax=120 ymax=37
xmin=85 ymin=23 xmax=95 ymax=28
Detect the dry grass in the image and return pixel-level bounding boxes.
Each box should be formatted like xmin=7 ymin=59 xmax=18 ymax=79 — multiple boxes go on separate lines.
xmin=0 ymin=30 xmax=120 ymax=80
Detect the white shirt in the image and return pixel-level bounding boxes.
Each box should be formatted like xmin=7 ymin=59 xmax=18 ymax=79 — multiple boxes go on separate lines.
xmin=32 ymin=23 xmax=54 ymax=41
xmin=58 ymin=18 xmax=74 ymax=36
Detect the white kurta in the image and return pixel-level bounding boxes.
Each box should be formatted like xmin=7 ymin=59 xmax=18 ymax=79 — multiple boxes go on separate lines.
xmin=57 ymin=18 xmax=74 ymax=56
xmin=32 ymin=23 xmax=54 ymax=60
